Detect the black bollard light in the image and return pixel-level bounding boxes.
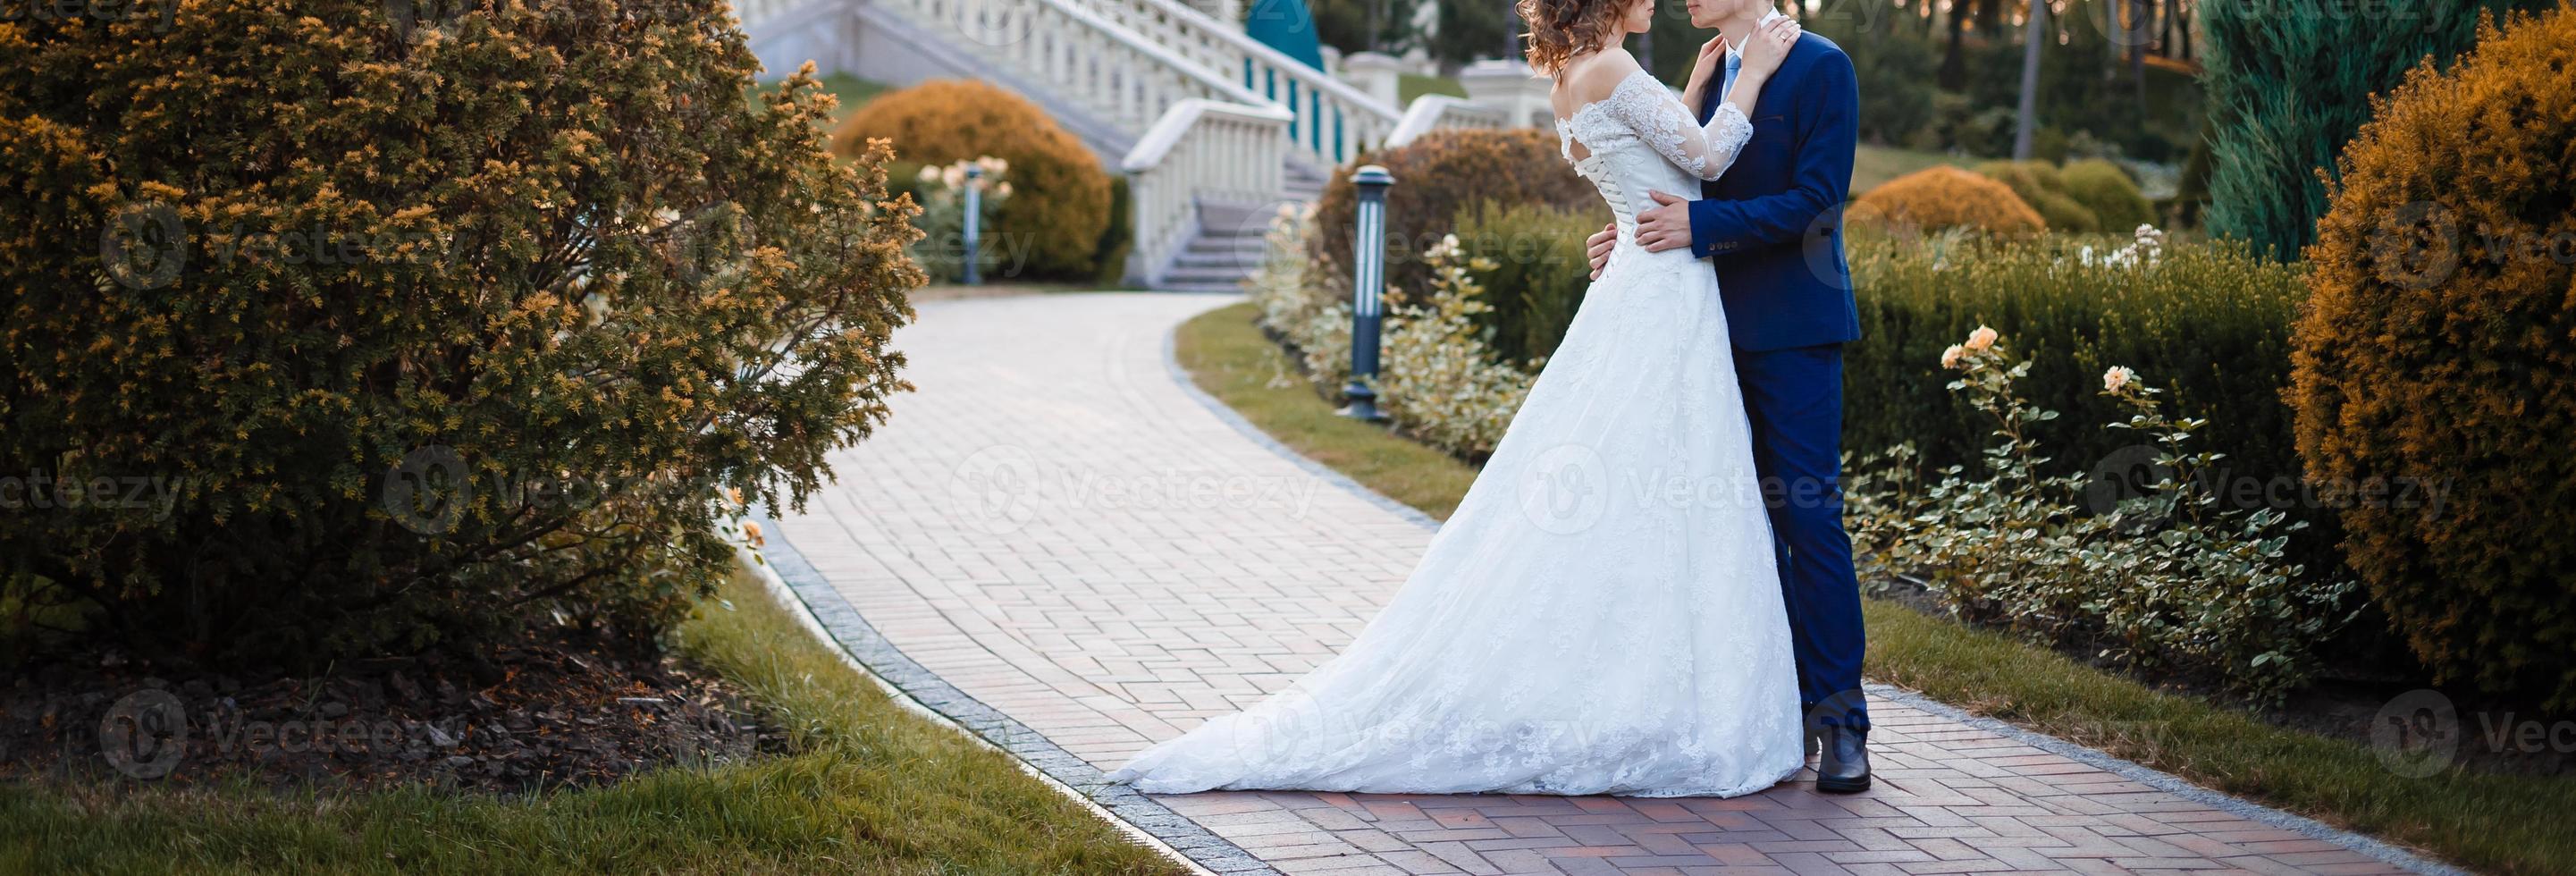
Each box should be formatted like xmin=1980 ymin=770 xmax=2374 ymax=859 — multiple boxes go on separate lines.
xmin=961 ymin=164 xmax=983 ymax=286
xmin=1338 ymin=164 xmax=1393 ymax=422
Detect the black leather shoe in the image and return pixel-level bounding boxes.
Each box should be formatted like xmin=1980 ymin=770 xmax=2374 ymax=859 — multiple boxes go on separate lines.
xmin=1815 ymin=726 xmax=1871 ymax=793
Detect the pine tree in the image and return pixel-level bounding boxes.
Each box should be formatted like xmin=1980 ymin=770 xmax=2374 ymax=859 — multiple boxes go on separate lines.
xmin=2199 ymin=0 xmax=2551 ymax=259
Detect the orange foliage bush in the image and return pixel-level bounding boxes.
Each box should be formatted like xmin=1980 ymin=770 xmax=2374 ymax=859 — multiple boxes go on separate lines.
xmin=2292 ymin=8 xmax=2576 ymax=707
xmin=1851 ymin=166 xmax=2046 ymax=236
xmin=835 ymin=80 xmax=1111 ymax=280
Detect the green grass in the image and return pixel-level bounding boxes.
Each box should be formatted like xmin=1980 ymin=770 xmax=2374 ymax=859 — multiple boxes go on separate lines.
xmin=1852 ymin=144 xmax=1974 ymax=196
xmin=0 ymin=569 xmax=1179 ymax=875
xmin=812 ymin=72 xmax=890 ymax=128
xmin=1396 ymin=73 xmax=1465 ymax=105
xmin=1173 ymin=299 xmax=2576 ymax=876
xmin=1174 ymin=301 xmax=1476 ymax=519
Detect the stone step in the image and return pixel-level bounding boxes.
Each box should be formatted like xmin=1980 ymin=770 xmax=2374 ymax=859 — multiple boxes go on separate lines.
xmin=1172 ymin=253 xmax=1261 ymax=272
xmin=1162 ymin=264 xmax=1260 ymax=284
xmin=1186 ymin=232 xmax=1267 ymax=248
xmin=1143 ymin=162 xmax=1322 ymax=291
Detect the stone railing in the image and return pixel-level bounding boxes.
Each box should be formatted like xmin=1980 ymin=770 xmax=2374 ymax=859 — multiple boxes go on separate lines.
xmin=733 ymin=0 xmax=801 ymax=30
xmin=1060 ymin=0 xmax=1402 ymax=167
xmin=1122 ymin=99 xmax=1293 ymax=285
xmin=1385 ymin=95 xmax=1511 ymax=147
xmin=870 ymin=0 xmax=1286 ymax=138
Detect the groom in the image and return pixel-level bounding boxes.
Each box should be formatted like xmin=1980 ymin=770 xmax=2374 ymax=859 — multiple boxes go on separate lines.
xmin=1583 ymin=0 xmax=1872 ymax=792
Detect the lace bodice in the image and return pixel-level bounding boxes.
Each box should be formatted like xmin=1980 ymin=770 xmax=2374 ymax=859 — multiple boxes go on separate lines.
xmin=1554 ymin=67 xmax=1754 ymax=230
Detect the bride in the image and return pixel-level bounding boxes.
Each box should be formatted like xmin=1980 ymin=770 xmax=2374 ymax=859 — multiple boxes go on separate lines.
xmin=1108 ymin=1 xmax=1808 ymax=797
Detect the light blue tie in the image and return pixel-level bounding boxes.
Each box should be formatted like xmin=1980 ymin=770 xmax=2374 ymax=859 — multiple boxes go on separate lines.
xmin=1719 ymin=51 xmax=1742 ymax=112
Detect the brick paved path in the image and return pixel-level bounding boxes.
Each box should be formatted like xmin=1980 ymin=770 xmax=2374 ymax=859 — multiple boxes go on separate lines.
xmin=770 ymin=292 xmax=2441 ymax=876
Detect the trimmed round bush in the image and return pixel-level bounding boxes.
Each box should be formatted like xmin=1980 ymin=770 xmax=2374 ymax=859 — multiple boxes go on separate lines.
xmin=2061 ymin=159 xmax=2157 ymax=232
xmin=1311 ymin=129 xmax=1595 ymax=303
xmin=835 ymin=80 xmax=1112 ymax=281
xmin=3 ymin=0 xmax=922 ymax=666
xmin=1977 ymin=160 xmax=2099 ymax=232
xmin=1851 ymin=166 xmax=2046 ymax=235
xmin=2292 ymin=8 xmax=2576 ymax=708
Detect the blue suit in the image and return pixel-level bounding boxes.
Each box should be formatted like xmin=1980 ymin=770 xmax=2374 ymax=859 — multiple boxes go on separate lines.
xmin=1693 ymin=31 xmax=1868 ymax=730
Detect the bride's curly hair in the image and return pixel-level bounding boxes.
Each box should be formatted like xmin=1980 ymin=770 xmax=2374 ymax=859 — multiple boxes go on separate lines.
xmin=1518 ymin=0 xmax=1636 ymax=74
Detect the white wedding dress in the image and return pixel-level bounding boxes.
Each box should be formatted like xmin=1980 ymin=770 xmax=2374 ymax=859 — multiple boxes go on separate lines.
xmin=1109 ymin=67 xmax=1803 ymax=797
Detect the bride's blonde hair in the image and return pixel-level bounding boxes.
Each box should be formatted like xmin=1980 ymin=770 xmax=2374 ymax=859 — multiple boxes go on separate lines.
xmin=1517 ymin=0 xmax=1637 ymax=75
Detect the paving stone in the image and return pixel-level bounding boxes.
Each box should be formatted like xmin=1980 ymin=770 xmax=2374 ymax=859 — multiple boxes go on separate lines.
xmin=770 ymin=293 xmax=2443 ymax=875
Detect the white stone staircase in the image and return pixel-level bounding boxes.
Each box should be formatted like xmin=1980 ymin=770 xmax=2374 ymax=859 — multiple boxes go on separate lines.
xmin=1155 ymin=162 xmax=1326 ymax=292
xmin=735 ymin=0 xmax=1516 ymax=290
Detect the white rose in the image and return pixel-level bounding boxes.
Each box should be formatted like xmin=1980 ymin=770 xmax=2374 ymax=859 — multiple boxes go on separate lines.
xmin=2103 ymin=366 xmax=2136 ymax=394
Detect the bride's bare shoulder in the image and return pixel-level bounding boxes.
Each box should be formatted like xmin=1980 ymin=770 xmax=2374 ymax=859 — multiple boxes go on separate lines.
xmin=1557 ymin=48 xmax=1646 ymax=103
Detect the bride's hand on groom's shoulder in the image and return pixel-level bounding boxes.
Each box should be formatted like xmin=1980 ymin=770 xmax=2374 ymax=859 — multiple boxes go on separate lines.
xmin=1740 ymin=16 xmax=1799 ymax=77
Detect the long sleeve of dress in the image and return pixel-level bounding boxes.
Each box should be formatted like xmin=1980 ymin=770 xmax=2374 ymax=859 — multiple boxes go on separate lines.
xmin=1597 ymin=70 xmax=1754 ymax=181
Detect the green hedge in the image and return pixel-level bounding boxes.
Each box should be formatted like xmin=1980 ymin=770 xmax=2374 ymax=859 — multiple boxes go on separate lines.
xmin=1451 ymin=202 xmax=1606 ymax=365
xmin=1840 ymin=230 xmax=2344 ymax=585
xmin=1845 ymin=231 xmax=2303 ymax=481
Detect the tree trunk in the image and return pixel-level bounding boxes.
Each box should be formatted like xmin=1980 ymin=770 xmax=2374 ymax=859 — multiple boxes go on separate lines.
xmin=1941 ymin=0 xmax=1968 ymax=89
xmin=2013 ymin=0 xmax=2046 ymax=159
xmin=2131 ymin=0 xmax=2151 ymax=102
xmin=2159 ymin=0 xmax=2175 ymax=58
xmin=2178 ymin=0 xmax=2193 ymax=61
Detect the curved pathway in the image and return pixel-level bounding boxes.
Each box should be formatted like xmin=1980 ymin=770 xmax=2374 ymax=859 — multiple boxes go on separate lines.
xmin=766 ymin=291 xmax=2445 ymax=876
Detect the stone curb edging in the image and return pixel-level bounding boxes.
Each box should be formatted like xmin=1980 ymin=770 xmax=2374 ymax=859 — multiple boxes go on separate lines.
xmin=1158 ymin=302 xmax=2462 ymax=876
xmin=745 ymin=513 xmax=1282 ymax=876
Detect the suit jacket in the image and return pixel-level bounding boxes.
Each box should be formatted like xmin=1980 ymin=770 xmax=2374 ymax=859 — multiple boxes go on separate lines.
xmin=1689 ymin=31 xmax=1862 ymax=352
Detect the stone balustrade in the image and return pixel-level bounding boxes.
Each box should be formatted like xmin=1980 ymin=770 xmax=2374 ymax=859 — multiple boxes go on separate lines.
xmin=1122 ymin=99 xmax=1294 ymax=286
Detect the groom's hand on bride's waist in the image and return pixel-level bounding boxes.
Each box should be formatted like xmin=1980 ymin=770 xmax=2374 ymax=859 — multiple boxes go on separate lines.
xmin=1585 ymin=191 xmax=1696 ymax=279
xmin=1637 ymin=191 xmax=1694 ymax=254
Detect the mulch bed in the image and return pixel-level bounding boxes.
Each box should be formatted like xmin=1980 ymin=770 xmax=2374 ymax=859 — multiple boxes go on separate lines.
xmin=1 ymin=628 xmax=786 ymax=794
